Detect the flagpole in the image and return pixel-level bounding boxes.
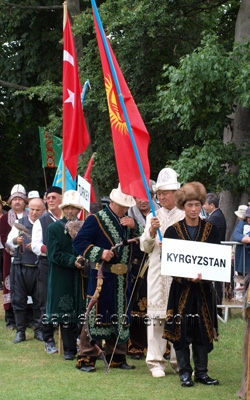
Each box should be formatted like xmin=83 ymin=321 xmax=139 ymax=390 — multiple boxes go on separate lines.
xmin=56 ymin=1 xmax=69 ymax=355
xmin=63 ymin=1 xmax=67 ymax=29
xmin=62 ymin=0 xmax=68 ymax=197
xmin=91 ymin=0 xmax=161 ymax=239
xmin=43 ymin=168 xmax=48 ymax=191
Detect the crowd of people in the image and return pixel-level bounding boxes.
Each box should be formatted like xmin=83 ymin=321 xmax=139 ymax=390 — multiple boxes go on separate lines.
xmin=0 ymin=169 xmax=249 ymax=390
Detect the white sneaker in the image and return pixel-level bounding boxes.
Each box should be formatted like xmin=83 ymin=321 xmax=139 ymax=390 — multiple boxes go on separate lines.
xmin=151 ymin=369 xmax=165 ymax=378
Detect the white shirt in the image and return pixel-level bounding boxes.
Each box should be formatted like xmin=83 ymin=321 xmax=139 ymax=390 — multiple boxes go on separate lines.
xmin=31 ymin=212 xmax=59 ymax=256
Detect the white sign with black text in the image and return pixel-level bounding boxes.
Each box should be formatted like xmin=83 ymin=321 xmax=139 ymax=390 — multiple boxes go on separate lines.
xmin=161 ymin=238 xmax=232 ymax=282
xmin=77 ymin=176 xmax=91 ymax=212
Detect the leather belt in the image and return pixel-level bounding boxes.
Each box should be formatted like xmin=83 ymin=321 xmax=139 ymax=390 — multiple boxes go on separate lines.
xmin=22 ymin=264 xmax=37 ymax=268
xmin=93 ymin=262 xmax=129 ymax=275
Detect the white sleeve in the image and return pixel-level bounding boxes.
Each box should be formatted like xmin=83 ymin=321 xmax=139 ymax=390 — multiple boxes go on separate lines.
xmin=31 ymin=219 xmax=44 ymax=256
xmin=6 ymin=221 xmax=19 ymax=251
xmin=140 ymin=212 xmax=156 ymax=253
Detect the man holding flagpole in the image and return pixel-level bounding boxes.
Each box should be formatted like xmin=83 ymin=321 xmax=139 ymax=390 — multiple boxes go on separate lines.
xmin=73 ymin=184 xmax=143 ymax=372
xmin=140 ymin=168 xmax=185 ymax=378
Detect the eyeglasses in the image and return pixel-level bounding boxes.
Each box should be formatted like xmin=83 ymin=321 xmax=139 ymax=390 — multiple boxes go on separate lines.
xmin=47 ymin=195 xmax=60 ymax=201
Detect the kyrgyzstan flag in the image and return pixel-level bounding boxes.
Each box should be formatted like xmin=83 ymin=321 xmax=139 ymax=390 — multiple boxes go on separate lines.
xmin=92 ymin=8 xmax=150 ymax=201
xmin=63 ymin=12 xmax=90 ymax=179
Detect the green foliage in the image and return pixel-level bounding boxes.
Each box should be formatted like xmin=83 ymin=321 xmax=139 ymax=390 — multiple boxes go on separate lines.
xmin=0 ymin=0 xmax=241 ymax=197
xmin=157 ymin=32 xmax=250 ymax=194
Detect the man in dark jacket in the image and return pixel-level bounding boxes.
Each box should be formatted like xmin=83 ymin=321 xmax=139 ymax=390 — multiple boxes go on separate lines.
xmin=163 ymin=182 xmax=219 ymax=388
xmin=203 ymin=193 xmax=227 ymax=315
xmin=46 ymin=190 xmax=85 ymax=360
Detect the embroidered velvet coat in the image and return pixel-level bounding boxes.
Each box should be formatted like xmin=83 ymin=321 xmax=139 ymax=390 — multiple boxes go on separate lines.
xmin=162 ymin=218 xmax=220 ymax=353
xmin=46 ymin=217 xmax=85 ymax=324
xmin=73 ymin=205 xmax=142 ymax=344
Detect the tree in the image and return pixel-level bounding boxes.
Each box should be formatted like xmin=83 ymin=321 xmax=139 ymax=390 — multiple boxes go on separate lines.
xmin=0 ymin=0 xmax=240 ymax=201
xmin=156 ymin=0 xmax=250 ymax=239
xmin=74 ymin=0 xmax=240 ymax=194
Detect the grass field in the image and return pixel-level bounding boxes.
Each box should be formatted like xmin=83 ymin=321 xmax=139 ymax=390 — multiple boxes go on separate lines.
xmin=0 ymin=298 xmax=245 ymax=400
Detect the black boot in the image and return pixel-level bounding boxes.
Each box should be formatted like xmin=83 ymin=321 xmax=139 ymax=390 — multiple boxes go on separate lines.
xmin=193 ymin=344 xmax=219 ymax=385
xmin=175 ymin=348 xmax=194 ymax=387
xmin=5 ymin=309 xmax=16 ymax=330
xmin=33 ymin=308 xmax=43 ymax=341
xmin=13 ymin=311 xmax=26 ymax=343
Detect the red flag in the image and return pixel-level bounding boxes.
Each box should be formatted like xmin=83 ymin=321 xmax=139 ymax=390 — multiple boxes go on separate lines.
xmin=93 ymin=15 xmax=150 ymax=200
xmin=83 ymin=153 xmax=97 ymax=202
xmin=63 ymin=12 xmax=90 ymax=179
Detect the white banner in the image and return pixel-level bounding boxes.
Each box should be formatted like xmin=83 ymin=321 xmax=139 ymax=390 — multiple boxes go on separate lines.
xmin=161 ymin=238 xmax=232 ymax=282
xmin=77 ymin=176 xmax=91 ymax=212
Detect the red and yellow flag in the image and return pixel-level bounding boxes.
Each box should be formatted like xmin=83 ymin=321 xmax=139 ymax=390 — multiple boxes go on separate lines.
xmin=63 ymin=11 xmax=90 ymax=179
xmin=93 ymin=15 xmax=150 ymax=201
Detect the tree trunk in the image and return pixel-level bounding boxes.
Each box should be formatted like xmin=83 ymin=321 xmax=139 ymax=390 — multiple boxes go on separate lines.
xmin=221 ymin=0 xmax=250 ymax=240
xmin=67 ymin=0 xmax=83 ymax=61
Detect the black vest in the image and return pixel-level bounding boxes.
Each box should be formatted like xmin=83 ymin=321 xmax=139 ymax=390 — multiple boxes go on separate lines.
xmin=13 ymin=216 xmax=37 ymax=265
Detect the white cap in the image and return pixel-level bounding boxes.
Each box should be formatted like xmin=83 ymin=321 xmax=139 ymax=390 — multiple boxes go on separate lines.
xmin=28 ymin=191 xmax=40 ymax=200
xmin=152 ymin=168 xmax=181 ymax=192
xmin=109 ymin=184 xmax=136 ymax=208
xmin=8 ymin=184 xmax=27 ymax=204
xmin=59 ymin=190 xmax=84 ymax=210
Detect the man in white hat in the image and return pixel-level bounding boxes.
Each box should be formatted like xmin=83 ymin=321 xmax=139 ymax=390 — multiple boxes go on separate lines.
xmin=73 ymin=183 xmax=143 ymax=372
xmin=140 ymin=168 xmax=185 ymax=378
xmin=45 ymin=190 xmax=85 ymax=360
xmin=0 ymin=184 xmax=28 ymax=329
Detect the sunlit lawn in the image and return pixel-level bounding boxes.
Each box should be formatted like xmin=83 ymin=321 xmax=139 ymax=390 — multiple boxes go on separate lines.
xmin=0 ymin=294 xmax=245 ymax=400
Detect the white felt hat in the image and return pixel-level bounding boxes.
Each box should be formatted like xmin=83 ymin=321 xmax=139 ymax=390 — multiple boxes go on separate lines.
xmin=109 ymin=184 xmax=136 ymax=208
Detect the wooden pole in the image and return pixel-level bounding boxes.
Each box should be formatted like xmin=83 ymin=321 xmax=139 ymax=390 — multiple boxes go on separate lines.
xmin=57 ymin=1 xmax=68 ymax=356
xmin=43 ymin=168 xmax=48 ymax=191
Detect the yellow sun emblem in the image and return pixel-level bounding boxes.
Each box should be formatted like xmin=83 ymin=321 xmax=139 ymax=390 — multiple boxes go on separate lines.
xmin=105 ymin=74 xmax=128 ymax=135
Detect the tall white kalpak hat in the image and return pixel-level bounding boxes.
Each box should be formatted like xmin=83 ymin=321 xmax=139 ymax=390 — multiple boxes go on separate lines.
xmin=234 ymin=205 xmax=248 ymax=219
xmin=109 ymin=184 xmax=136 ymax=208
xmin=59 ymin=190 xmax=84 ymax=210
xmin=152 ymin=168 xmax=181 ymax=192
xmin=8 ymin=184 xmax=27 ymax=204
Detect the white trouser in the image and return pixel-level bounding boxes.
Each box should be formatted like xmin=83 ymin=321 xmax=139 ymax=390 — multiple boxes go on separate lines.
xmin=146 ymin=318 xmax=177 ymax=372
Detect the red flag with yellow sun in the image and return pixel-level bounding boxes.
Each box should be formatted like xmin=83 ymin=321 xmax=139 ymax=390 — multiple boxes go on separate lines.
xmin=93 ymin=16 xmax=150 ymax=201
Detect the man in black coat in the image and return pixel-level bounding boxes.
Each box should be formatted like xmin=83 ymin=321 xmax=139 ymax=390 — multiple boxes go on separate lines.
xmin=203 ymin=193 xmax=227 ymax=316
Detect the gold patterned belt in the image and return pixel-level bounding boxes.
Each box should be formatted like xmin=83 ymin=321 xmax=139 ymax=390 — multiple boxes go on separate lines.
xmin=95 ymin=262 xmax=128 ymax=275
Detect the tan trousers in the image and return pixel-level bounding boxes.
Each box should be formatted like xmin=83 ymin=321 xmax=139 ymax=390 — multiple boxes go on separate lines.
xmin=146 ymin=318 xmax=177 ymax=372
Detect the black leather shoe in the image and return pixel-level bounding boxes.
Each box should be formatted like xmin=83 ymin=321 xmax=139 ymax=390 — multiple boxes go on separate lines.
xmin=180 ymin=372 xmax=194 ymax=387
xmin=194 ymin=375 xmax=219 ymax=385
xmin=13 ymin=332 xmax=26 ymax=344
xmin=34 ymin=331 xmax=43 ymax=341
xmin=79 ymin=365 xmax=96 ymax=372
xmin=118 ymin=362 xmax=136 ymax=370
xmin=64 ymin=351 xmax=76 ymax=360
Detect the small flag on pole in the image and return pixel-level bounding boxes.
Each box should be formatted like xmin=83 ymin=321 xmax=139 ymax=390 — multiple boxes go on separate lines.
xmin=52 ymin=155 xmax=76 ymax=191
xmin=83 ymin=153 xmax=97 ymax=202
xmin=39 ymin=127 xmax=62 ymax=168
